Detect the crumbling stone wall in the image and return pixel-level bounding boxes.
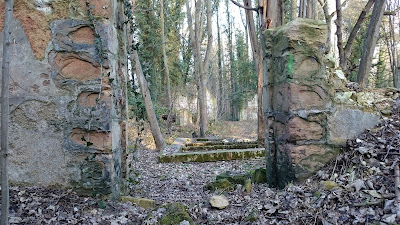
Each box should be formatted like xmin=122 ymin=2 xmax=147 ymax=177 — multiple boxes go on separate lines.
xmin=264 ymin=18 xmax=394 ymax=188
xmin=0 ymin=0 xmax=128 ymax=198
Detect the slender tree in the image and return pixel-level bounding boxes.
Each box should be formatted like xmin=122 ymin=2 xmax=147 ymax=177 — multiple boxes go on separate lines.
xmin=226 ymin=0 xmax=237 ymax=121
xmin=291 ymin=0 xmax=298 ymax=20
xmin=216 ymin=0 xmax=224 ymax=119
xmin=160 ymin=0 xmax=173 ymax=131
xmin=357 ymin=0 xmax=386 ymax=87
xmin=131 ymin=50 xmax=166 ymax=150
xmin=186 ymin=0 xmax=213 ymax=137
xmin=1 ymin=0 xmax=14 ymax=224
xmin=335 ymin=0 xmax=374 ymax=72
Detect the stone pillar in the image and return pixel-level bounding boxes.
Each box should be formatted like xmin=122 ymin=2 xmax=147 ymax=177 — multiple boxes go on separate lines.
xmin=265 ymin=19 xmax=337 ymax=187
xmin=0 ymin=0 xmax=127 ymax=198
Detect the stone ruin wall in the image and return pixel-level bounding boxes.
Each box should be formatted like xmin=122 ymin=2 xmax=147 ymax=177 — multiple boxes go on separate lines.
xmin=264 ymin=18 xmax=398 ymax=188
xmin=0 ymin=0 xmax=128 ymax=197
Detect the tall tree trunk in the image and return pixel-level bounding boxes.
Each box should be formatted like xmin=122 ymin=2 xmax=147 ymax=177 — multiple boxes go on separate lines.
xmin=160 ymin=0 xmax=173 ymax=131
xmin=1 ymin=0 xmax=14 ymax=224
xmin=217 ymin=1 xmax=224 ymax=119
xmin=131 ymin=50 xmax=166 ymax=150
xmin=318 ymin=0 xmax=332 ymax=53
xmin=244 ymin=0 xmax=259 ymax=66
xmin=299 ymin=0 xmax=305 ymax=17
xmin=343 ymin=0 xmax=374 ymax=72
xmin=186 ymin=0 xmax=212 ymax=137
xmin=267 ymin=0 xmax=279 ymax=27
xmin=306 ymin=0 xmax=312 ymax=18
xmin=226 ymin=0 xmax=236 ymax=121
xmin=357 ymin=0 xmax=386 ymax=87
xmin=335 ymin=0 xmax=345 ymax=70
xmin=242 ymin=0 xmax=264 ymax=146
xmin=291 ymin=0 xmax=297 ymax=20
xmin=396 ymin=58 xmax=400 ymax=88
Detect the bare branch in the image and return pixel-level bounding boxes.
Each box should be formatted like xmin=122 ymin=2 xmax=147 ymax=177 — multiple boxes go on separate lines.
xmin=230 ymin=0 xmax=258 ymax=11
xmin=329 ymin=0 xmax=351 ymax=18
xmin=384 ymin=7 xmax=400 ymax=15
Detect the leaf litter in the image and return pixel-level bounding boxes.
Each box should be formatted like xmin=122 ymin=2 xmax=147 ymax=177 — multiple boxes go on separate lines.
xmin=2 ymin=106 xmax=400 ymax=224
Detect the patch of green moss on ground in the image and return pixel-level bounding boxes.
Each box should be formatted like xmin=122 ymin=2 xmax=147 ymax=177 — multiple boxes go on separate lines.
xmin=204 ymin=178 xmax=235 ymax=192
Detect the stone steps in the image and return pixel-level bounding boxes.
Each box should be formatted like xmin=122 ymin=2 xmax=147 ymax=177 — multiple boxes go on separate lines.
xmin=158 ymin=148 xmax=265 ymax=163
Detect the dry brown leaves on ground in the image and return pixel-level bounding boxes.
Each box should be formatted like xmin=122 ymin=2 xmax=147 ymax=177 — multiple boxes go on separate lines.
xmin=3 ymin=105 xmax=400 ymax=224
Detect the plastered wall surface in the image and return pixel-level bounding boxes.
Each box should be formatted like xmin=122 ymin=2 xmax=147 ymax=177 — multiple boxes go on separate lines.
xmin=0 ymin=0 xmax=128 ymax=197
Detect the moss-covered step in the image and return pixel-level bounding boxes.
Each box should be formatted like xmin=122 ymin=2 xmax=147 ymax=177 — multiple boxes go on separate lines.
xmin=186 ymin=141 xmax=258 ymax=147
xmin=182 ymin=143 xmax=259 ymax=152
xmin=158 ymin=148 xmax=265 ymax=163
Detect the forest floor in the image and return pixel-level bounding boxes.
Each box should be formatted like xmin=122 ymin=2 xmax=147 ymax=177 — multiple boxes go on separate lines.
xmin=4 ymin=116 xmax=400 ymax=224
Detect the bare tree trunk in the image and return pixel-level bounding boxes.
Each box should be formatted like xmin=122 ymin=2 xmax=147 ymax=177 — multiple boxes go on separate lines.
xmin=299 ymin=0 xmax=305 ymax=17
xmin=306 ymin=0 xmax=312 ymax=18
xmin=357 ymin=0 xmax=386 ymax=87
xmin=335 ymin=0 xmax=345 ymax=70
xmin=244 ymin=0 xmax=259 ymax=66
xmin=267 ymin=0 xmax=279 ymax=27
xmin=291 ymin=0 xmax=297 ymax=20
xmin=132 ymin=50 xmax=166 ymax=151
xmin=187 ymin=0 xmax=212 ymax=137
xmin=226 ymin=0 xmax=236 ymax=121
xmin=160 ymin=0 xmax=173 ymax=132
xmin=217 ymin=1 xmax=224 ymax=119
xmin=318 ymin=0 xmax=332 ymax=53
xmin=396 ymin=58 xmax=400 ymax=88
xmin=343 ymin=0 xmax=374 ymax=72
xmin=242 ymin=0 xmax=264 ymax=146
xmin=1 ymin=0 xmax=14 ymax=224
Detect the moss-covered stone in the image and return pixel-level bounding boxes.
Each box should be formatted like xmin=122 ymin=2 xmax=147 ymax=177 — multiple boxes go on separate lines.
xmin=244 ymin=179 xmax=252 ymax=193
xmin=158 ymin=148 xmax=265 ymax=163
xmin=321 ymin=181 xmax=339 ymax=191
xmin=251 ymin=167 xmax=267 ymax=184
xmin=144 ymin=203 xmax=194 ymax=225
xmin=120 ymin=196 xmax=155 ymax=209
xmin=216 ymin=171 xmax=248 ymax=185
xmin=204 ymin=179 xmax=235 ymax=192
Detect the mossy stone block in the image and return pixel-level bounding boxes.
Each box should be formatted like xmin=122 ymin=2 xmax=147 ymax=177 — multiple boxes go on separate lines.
xmin=251 ymin=167 xmax=267 ymax=184
xmin=120 ymin=196 xmax=155 ymax=209
xmin=204 ymin=178 xmax=234 ymax=192
xmin=144 ymin=203 xmax=194 ymax=225
xmin=216 ymin=171 xmax=248 ymax=185
xmin=159 ymin=203 xmax=194 ymax=225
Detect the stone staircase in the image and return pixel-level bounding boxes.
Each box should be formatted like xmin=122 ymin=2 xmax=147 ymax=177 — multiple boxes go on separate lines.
xmin=158 ymin=138 xmax=265 ymax=163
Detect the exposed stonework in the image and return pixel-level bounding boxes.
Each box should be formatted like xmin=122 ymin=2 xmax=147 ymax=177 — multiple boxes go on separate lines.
xmin=264 ymin=18 xmax=387 ymax=188
xmin=0 ymin=0 xmax=128 ymax=198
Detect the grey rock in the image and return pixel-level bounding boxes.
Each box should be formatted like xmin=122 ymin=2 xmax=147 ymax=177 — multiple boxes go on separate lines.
xmin=210 ymin=195 xmax=229 ymax=209
xmin=328 ymin=108 xmax=379 ymax=145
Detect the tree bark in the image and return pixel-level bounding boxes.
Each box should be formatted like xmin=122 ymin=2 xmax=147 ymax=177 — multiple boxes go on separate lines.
xmin=306 ymin=0 xmax=312 ymax=18
xmin=343 ymin=0 xmax=374 ymax=72
xmin=267 ymin=0 xmax=279 ymax=27
xmin=226 ymin=0 xmax=236 ymax=121
xmin=291 ymin=0 xmax=297 ymax=20
xmin=186 ymin=0 xmax=212 ymax=137
xmin=1 ymin=0 xmax=14 ymax=224
xmin=396 ymin=58 xmax=400 ymax=88
xmin=244 ymin=0 xmax=259 ymax=66
xmin=217 ymin=1 xmax=224 ymax=119
xmin=318 ymin=0 xmax=332 ymax=53
xmin=242 ymin=0 xmax=264 ymax=146
xmin=357 ymin=0 xmax=386 ymax=87
xmin=160 ymin=0 xmax=173 ymax=132
xmin=131 ymin=50 xmax=166 ymax=151
xmin=335 ymin=0 xmax=345 ymax=70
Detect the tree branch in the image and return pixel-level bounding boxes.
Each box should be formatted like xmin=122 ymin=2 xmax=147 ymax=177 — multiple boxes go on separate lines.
xmin=384 ymin=7 xmax=400 ymax=16
xmin=230 ymin=0 xmax=258 ymax=11
xmin=329 ymin=0 xmax=351 ymax=19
